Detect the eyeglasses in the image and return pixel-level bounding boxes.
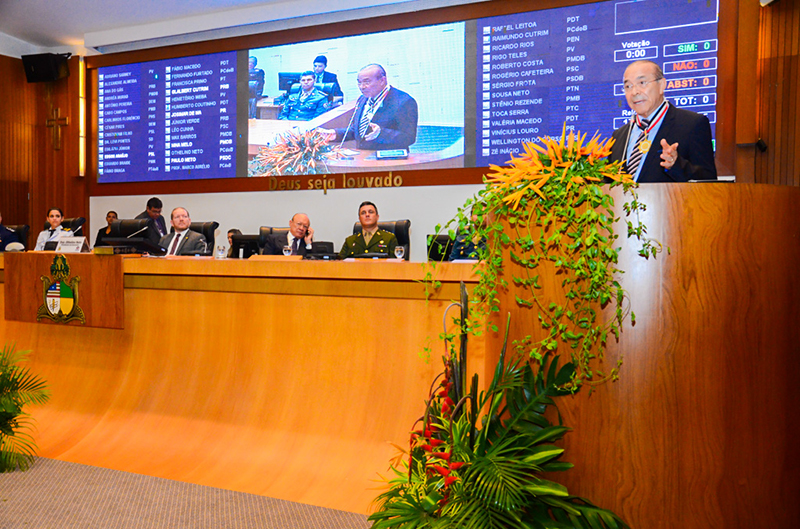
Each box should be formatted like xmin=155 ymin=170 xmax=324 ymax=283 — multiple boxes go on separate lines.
xmin=623 ymin=78 xmax=662 ymax=92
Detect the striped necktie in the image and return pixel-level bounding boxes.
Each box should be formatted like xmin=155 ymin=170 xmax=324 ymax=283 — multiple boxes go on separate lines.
xmin=359 ymin=98 xmax=375 ymax=138
xmin=626 ymin=119 xmax=650 ymax=176
xmin=169 ymin=233 xmax=181 ymax=255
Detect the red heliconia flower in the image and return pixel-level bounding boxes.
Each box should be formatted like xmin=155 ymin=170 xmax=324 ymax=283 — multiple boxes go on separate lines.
xmin=432 ymin=465 xmax=450 ymax=476
xmin=444 ymin=475 xmax=458 ymax=487
xmin=430 ymin=451 xmax=452 ymax=462
xmin=429 ymin=439 xmax=445 ymax=447
xmin=449 ymin=461 xmax=465 ymax=470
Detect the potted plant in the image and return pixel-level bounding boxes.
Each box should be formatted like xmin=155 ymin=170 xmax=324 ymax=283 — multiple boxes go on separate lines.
xmin=373 ymin=126 xmax=661 ymax=526
xmin=0 ymin=343 xmax=50 ymax=472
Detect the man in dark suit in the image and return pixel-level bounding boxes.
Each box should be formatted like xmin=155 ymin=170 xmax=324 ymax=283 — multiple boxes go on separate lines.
xmin=135 ymin=197 xmax=169 ymax=247
xmin=322 ymin=64 xmax=418 ymax=151
xmin=610 ymin=60 xmax=716 ymax=183
xmin=159 ymin=207 xmax=207 ymax=256
xmin=339 ymin=201 xmax=397 ymax=258
xmin=312 ymin=55 xmax=343 ymax=100
xmin=249 ymin=56 xmax=266 ymax=119
xmin=262 ymin=213 xmax=314 ymax=256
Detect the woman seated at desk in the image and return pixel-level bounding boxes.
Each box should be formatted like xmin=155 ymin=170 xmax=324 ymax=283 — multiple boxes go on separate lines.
xmin=34 ymin=207 xmax=74 ymax=251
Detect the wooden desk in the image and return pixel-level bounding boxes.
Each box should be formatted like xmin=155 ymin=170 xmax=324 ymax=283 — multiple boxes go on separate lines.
xmin=0 ymin=257 xmax=486 ymax=514
xmin=4 ymin=252 xmax=124 ymax=329
xmin=256 ymin=98 xmax=281 ymax=120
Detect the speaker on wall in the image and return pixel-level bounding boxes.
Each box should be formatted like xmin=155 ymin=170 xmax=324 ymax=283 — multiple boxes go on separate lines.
xmin=21 ymin=53 xmax=70 ymax=83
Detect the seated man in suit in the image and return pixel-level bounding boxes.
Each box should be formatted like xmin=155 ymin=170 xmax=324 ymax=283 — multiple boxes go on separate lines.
xmin=610 ymin=60 xmax=716 ymax=183
xmin=159 ymin=207 xmax=207 ymax=256
xmin=339 ymin=201 xmax=397 ymax=258
xmin=320 ymin=64 xmax=418 ymax=151
xmin=0 ymin=211 xmax=20 ymax=252
xmin=312 ymin=55 xmax=343 ymax=101
xmin=248 ymin=56 xmax=265 ymax=119
xmin=279 ymin=72 xmax=330 ymax=121
xmin=34 ymin=208 xmax=75 ymax=251
xmin=135 ymin=197 xmax=169 ymax=247
xmin=262 ymin=213 xmax=314 ymax=256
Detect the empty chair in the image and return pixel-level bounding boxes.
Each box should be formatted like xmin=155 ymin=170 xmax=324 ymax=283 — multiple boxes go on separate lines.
xmin=188 ymin=221 xmax=219 ymax=255
xmin=426 ymin=233 xmax=454 ymax=262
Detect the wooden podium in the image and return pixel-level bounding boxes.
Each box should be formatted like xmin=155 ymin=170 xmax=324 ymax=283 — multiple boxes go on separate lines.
xmin=491 ymin=183 xmax=800 ymax=528
xmin=3 ymin=252 xmax=124 ymax=329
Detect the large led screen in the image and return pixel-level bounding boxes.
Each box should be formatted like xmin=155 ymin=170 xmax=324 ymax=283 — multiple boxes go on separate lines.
xmin=95 ymin=0 xmax=718 ymax=184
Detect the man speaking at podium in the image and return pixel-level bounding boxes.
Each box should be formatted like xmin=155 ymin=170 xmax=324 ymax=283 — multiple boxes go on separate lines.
xmin=610 ymin=60 xmax=716 ymax=183
xmin=320 ymin=64 xmax=418 ymax=151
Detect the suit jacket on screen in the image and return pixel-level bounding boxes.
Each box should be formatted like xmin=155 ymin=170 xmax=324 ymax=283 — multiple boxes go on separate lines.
xmin=336 ymin=87 xmax=418 ymax=151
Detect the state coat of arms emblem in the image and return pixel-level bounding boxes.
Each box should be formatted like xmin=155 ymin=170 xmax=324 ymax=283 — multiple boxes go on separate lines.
xmin=37 ymin=254 xmax=85 ymax=324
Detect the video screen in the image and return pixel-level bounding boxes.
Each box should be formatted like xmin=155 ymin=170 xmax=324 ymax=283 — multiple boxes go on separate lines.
xmin=97 ymin=51 xmax=240 ymax=183
xmin=246 ymin=22 xmax=466 ymax=177
xmin=476 ymin=0 xmax=718 ymax=166
xmin=94 ymin=0 xmax=719 ymax=184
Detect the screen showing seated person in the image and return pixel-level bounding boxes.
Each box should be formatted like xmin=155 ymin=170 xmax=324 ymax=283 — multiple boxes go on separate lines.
xmin=94 ymin=0 xmax=718 ymax=183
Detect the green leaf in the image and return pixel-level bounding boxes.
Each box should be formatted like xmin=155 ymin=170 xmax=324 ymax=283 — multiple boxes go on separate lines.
xmin=525 ymin=478 xmax=569 ymax=497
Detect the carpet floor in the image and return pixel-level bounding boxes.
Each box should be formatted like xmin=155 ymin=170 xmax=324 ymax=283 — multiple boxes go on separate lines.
xmin=0 ymin=458 xmax=371 ymax=528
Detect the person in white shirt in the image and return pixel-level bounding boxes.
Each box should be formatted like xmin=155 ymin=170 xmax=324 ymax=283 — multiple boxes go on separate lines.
xmin=34 ymin=208 xmax=74 ymax=251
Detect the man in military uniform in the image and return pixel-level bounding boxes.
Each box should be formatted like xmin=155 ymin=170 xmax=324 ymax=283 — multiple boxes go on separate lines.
xmin=339 ymin=201 xmax=397 ymax=258
xmin=0 ymin=211 xmax=20 ymax=251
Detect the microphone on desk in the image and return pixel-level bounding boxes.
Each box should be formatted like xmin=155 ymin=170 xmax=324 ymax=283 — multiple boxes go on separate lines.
xmin=338 ymin=96 xmax=367 ymax=150
xmin=127 ymin=225 xmax=150 ymax=238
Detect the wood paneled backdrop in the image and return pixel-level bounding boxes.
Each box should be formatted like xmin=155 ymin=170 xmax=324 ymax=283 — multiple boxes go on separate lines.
xmin=755 ymin=0 xmax=800 ymax=185
xmin=5 ymin=0 xmax=798 ymax=242
xmin=0 ymin=54 xmax=84 ymax=236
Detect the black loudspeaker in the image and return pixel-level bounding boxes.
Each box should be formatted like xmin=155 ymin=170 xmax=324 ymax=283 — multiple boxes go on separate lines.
xmin=21 ymin=53 xmax=70 ymax=83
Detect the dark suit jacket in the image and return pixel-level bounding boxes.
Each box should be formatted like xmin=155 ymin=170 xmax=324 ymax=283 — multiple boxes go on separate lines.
xmin=135 ymin=211 xmax=168 ymax=246
xmin=610 ymin=105 xmax=717 ymax=183
xmin=94 ymin=226 xmax=111 ymax=247
xmin=336 ymin=87 xmax=418 ymax=150
xmin=0 ymin=224 xmax=19 ymax=251
xmin=339 ymin=229 xmax=398 ymax=258
xmin=159 ymin=230 xmax=207 ymax=256
xmin=262 ymin=233 xmax=311 ymax=256
xmin=317 ymin=71 xmax=343 ymax=97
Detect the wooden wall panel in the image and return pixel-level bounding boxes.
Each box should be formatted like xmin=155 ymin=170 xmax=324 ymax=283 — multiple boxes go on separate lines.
xmin=756 ymin=0 xmax=800 ymax=186
xmin=0 ymin=55 xmax=87 ymax=234
xmin=0 ymin=54 xmax=37 ymax=225
xmin=490 ymin=183 xmax=800 ymax=528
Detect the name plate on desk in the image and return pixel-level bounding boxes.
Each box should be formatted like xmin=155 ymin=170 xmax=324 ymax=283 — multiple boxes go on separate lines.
xmin=57 ymin=236 xmax=89 ymax=253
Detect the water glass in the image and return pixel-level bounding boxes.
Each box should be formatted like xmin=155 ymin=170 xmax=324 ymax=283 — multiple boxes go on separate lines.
xmin=394 ymin=246 xmax=405 ymax=260
xmin=282 ymin=245 xmax=292 ymax=256
xmin=215 ymin=245 xmax=226 ymax=259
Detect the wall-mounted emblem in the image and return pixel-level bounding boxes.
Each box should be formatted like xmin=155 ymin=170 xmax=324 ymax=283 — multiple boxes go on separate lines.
xmin=37 ymin=254 xmax=85 ymax=324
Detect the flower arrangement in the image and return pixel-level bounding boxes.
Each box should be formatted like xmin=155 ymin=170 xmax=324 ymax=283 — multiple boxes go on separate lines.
xmin=248 ymin=128 xmax=340 ymax=176
xmin=430 ymin=124 xmax=660 ymax=389
xmin=369 ymin=287 xmax=630 ymax=528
